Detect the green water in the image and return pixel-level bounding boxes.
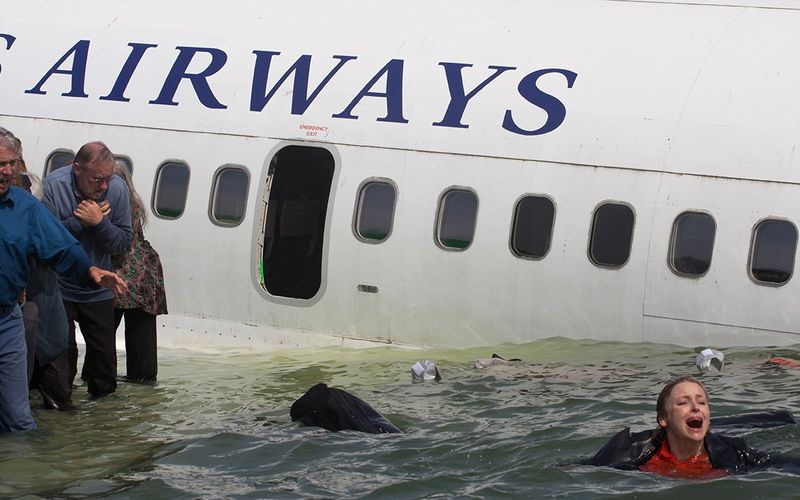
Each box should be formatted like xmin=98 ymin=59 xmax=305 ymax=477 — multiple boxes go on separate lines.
xmin=3 ymin=339 xmax=800 ymax=498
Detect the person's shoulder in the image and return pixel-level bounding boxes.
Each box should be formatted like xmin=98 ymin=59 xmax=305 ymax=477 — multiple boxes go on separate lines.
xmin=8 ymin=185 xmax=36 ymax=205
xmin=8 ymin=186 xmax=46 ymax=214
xmin=44 ymin=166 xmax=72 ymax=184
xmin=108 ymin=175 xmax=129 ymax=197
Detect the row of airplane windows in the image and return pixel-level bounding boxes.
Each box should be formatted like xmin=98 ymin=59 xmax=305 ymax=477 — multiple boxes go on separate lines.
xmin=43 ymin=149 xmax=798 ymax=287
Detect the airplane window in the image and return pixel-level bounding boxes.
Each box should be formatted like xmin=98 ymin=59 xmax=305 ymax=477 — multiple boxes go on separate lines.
xmin=210 ymin=166 xmax=249 ymax=227
xmin=669 ymin=212 xmax=715 ymax=277
xmin=437 ymin=189 xmax=478 ymax=250
xmin=589 ymin=202 xmax=634 ymax=268
xmin=511 ymin=195 xmax=555 ymax=259
xmin=44 ymin=150 xmax=75 ymax=177
xmin=750 ymin=219 xmax=797 ymax=285
xmin=354 ymin=180 xmax=396 ymax=242
xmin=152 ymin=162 xmax=190 ymax=219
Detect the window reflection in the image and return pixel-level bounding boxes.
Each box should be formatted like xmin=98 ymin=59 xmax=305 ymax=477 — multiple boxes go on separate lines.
xmin=671 ymin=212 xmax=715 ymax=276
xmin=751 ymin=219 xmax=797 ymax=284
xmin=438 ymin=189 xmax=478 ymax=250
xmin=589 ymin=203 xmax=634 ymax=268
xmin=511 ymin=195 xmax=555 ymax=259
xmin=153 ymin=162 xmax=190 ymax=219
xmin=211 ymin=167 xmax=249 ymax=226
xmin=356 ymin=181 xmax=396 ymax=241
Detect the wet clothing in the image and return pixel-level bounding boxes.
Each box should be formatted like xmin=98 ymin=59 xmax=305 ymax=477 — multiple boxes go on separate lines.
xmin=0 ymin=186 xmax=93 ymax=431
xmin=27 ymin=201 xmax=74 ymax=410
xmin=291 ymin=383 xmax=401 ymax=434
xmin=585 ymin=426 xmax=774 ymax=475
xmin=639 ymin=437 xmax=727 ymax=479
xmin=0 ymin=305 xmax=34 ymax=432
xmin=115 ymin=308 xmax=158 ymax=381
xmin=64 ymin=299 xmax=117 ymax=397
xmin=0 ymin=186 xmax=93 ymax=305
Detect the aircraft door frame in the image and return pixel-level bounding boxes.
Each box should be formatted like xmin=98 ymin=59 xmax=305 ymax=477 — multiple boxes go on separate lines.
xmin=251 ymin=140 xmax=340 ymax=305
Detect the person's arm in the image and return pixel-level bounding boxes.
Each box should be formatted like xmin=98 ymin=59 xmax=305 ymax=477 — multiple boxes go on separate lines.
xmin=31 ymin=202 xmax=129 ymax=295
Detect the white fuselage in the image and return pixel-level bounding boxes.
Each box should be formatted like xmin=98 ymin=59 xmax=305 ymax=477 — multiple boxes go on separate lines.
xmin=3 ymin=0 xmax=800 ymax=349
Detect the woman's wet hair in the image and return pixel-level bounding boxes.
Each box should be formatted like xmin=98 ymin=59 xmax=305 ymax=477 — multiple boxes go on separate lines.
xmin=113 ymin=160 xmax=147 ymax=230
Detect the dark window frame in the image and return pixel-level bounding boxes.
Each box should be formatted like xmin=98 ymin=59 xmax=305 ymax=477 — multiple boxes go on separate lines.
xmin=435 ymin=187 xmax=479 ymax=251
xmin=668 ymin=211 xmax=716 ymax=278
xmin=510 ymin=193 xmax=556 ymax=260
xmin=208 ymin=164 xmax=250 ymax=228
xmin=588 ymin=201 xmax=635 ymax=269
xmin=352 ymin=178 xmax=398 ymax=244
xmin=152 ymin=161 xmax=191 ymax=220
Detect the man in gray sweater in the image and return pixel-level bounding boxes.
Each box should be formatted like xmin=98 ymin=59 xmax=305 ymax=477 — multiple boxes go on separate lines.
xmin=44 ymin=141 xmax=132 ymax=398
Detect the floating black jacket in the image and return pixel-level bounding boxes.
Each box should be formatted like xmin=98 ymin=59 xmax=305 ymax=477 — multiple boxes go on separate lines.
xmin=290 ymin=383 xmax=401 ymax=434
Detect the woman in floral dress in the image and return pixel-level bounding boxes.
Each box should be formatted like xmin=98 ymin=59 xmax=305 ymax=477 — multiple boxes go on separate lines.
xmin=112 ymin=162 xmax=167 ymax=382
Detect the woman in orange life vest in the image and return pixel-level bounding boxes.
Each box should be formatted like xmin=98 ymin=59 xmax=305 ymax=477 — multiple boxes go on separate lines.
xmin=585 ymin=376 xmax=779 ymax=478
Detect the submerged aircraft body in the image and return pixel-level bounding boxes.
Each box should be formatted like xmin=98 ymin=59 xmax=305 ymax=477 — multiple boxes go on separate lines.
xmin=3 ymin=0 xmax=800 ymax=350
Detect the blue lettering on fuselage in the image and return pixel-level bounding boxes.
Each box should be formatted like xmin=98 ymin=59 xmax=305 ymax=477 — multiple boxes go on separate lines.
xmin=0 ymin=34 xmax=15 ymax=76
xmin=7 ymin=36 xmax=578 ymax=136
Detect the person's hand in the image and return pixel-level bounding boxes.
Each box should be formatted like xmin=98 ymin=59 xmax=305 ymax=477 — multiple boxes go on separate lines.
xmin=99 ymin=200 xmax=111 ymax=219
xmin=74 ymin=200 xmax=105 ymax=227
xmin=88 ymin=266 xmax=128 ymax=296
xmin=17 ymin=289 xmax=25 ymax=305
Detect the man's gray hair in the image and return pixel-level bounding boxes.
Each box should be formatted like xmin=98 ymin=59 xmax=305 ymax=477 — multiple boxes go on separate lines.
xmin=0 ymin=127 xmax=22 ymax=157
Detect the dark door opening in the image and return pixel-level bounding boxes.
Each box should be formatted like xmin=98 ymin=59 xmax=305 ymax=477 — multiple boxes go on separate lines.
xmin=262 ymin=145 xmax=334 ymax=299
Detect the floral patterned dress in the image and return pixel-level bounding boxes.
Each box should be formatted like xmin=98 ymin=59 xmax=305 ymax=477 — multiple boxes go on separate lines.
xmin=112 ymin=223 xmax=167 ymax=316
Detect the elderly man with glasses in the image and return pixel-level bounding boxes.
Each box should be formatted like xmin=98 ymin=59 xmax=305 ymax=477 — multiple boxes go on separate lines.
xmin=43 ymin=141 xmax=132 ymax=399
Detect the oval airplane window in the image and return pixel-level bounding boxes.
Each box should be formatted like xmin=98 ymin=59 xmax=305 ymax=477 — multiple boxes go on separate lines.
xmin=44 ymin=150 xmax=75 ymax=177
xmin=750 ymin=219 xmax=798 ymax=285
xmin=210 ymin=165 xmax=249 ymax=227
xmin=589 ymin=202 xmax=635 ymax=268
xmin=153 ymin=162 xmax=190 ymax=219
xmin=511 ymin=195 xmax=555 ymax=259
xmin=354 ymin=180 xmax=396 ymax=242
xmin=669 ymin=211 xmax=716 ymax=277
xmin=437 ymin=189 xmax=478 ymax=250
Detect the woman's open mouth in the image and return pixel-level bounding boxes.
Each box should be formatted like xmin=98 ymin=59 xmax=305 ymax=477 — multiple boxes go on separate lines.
xmin=687 ymin=417 xmax=703 ymax=429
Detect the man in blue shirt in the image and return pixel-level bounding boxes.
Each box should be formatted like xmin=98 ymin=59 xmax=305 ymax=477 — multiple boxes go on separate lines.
xmin=44 ymin=141 xmax=132 ymax=398
xmin=0 ymin=129 xmax=127 ymax=432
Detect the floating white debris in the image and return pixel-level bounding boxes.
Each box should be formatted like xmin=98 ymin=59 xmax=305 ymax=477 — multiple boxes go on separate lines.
xmin=411 ymin=360 xmax=440 ymax=382
xmin=696 ymin=348 xmax=725 ymax=373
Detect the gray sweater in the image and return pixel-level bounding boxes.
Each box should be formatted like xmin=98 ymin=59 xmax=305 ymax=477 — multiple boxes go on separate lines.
xmin=43 ymin=166 xmax=132 ymax=302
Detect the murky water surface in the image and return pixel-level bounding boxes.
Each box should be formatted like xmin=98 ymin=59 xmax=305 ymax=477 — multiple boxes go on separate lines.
xmin=3 ymin=339 xmax=800 ymax=498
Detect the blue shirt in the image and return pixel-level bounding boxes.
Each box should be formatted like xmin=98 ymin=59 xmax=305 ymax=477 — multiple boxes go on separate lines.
xmin=0 ymin=186 xmax=93 ymax=307
xmin=43 ymin=166 xmax=132 ymax=302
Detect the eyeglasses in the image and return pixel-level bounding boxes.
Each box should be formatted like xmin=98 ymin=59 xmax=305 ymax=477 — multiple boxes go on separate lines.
xmin=89 ymin=174 xmax=113 ymax=184
xmin=0 ymin=158 xmax=17 ymax=169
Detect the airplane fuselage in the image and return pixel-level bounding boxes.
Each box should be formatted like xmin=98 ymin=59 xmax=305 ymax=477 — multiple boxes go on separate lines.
xmin=3 ymin=0 xmax=800 ymax=349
